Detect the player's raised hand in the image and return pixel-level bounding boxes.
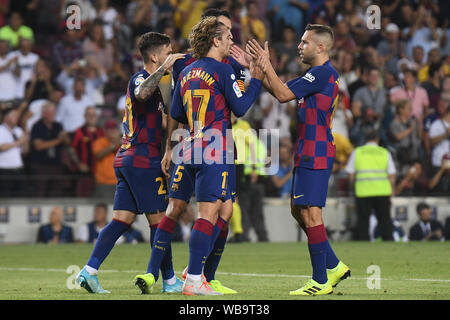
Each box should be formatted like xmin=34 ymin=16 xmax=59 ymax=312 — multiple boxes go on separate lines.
xmin=162 ymin=53 xmax=186 ymax=72
xmin=250 ymin=55 xmax=265 ymax=80
xmin=246 ymin=39 xmax=269 ymax=61
xmin=230 ymin=45 xmax=252 ymax=69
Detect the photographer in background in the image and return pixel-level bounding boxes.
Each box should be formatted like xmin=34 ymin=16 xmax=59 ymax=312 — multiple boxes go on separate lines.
xmin=409 ymin=202 xmax=444 ymax=241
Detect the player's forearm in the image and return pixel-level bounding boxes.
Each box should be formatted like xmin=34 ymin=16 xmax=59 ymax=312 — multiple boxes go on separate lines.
xmin=232 ymin=78 xmax=262 ymax=117
xmin=135 ymin=67 xmax=165 ymax=102
xmin=265 ymin=63 xmax=294 ymax=103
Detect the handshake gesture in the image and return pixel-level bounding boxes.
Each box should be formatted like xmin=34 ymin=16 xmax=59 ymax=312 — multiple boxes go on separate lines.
xmin=230 ymin=39 xmax=271 ymax=81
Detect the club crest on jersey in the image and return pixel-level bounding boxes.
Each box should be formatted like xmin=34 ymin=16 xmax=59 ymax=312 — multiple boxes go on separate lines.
xmin=232 ymin=81 xmax=242 ymax=98
xmin=302 ymin=72 xmax=315 ymax=83
xmin=135 ymin=76 xmax=145 ymax=86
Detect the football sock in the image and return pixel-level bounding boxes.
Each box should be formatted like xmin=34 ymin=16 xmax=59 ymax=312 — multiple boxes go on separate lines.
xmin=147 ymin=216 xmax=176 ymax=281
xmin=204 ymin=217 xmax=228 ymax=282
xmin=163 ymin=274 xmax=177 ymax=286
xmin=325 ymin=240 xmax=339 ymax=269
xmin=188 ymin=218 xmax=213 ymax=276
xmin=87 ymin=219 xmax=130 ymax=271
xmin=306 ymin=224 xmax=328 ymax=284
xmin=150 ymin=223 xmax=175 ymax=281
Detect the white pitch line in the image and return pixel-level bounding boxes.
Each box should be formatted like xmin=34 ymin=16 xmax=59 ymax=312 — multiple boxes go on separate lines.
xmin=1 ymin=267 xmax=450 ymax=283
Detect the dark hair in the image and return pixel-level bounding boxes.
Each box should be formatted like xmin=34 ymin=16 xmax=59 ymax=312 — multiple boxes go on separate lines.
xmin=416 ymin=202 xmax=430 ymax=215
xmin=403 ymin=68 xmax=417 ymax=78
xmin=305 ymin=24 xmax=334 ymax=43
xmin=364 ymin=128 xmax=378 ymax=142
xmin=201 ymin=8 xmax=231 ymax=20
xmin=95 ymin=203 xmax=108 ymax=211
xmin=428 ymin=63 xmax=441 ymax=79
xmin=138 ymin=32 xmax=171 ymax=63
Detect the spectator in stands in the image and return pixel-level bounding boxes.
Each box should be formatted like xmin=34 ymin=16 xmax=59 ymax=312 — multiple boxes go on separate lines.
xmin=93 ymin=0 xmax=118 ymax=42
xmin=0 ymin=107 xmax=27 ymax=197
xmin=174 ymin=0 xmax=211 ymax=40
xmin=409 ymin=202 xmax=444 ymax=241
xmin=352 ymin=66 xmax=388 ymax=122
xmin=418 ymin=48 xmax=442 ymax=84
xmin=444 ymin=217 xmax=450 ymax=241
xmin=273 ymin=26 xmax=298 ymax=74
xmin=13 ymin=38 xmax=39 ymax=100
xmin=82 ymin=19 xmax=114 ymax=73
xmin=173 ymin=203 xmax=195 ymax=243
xmin=422 ymin=62 xmax=444 ymax=107
xmin=266 ymin=0 xmax=309 ymax=40
xmin=346 ymin=129 xmax=396 ymax=241
xmin=56 ymin=77 xmax=95 ymax=133
xmin=0 ymin=0 xmax=8 ymax=28
xmin=334 ymin=20 xmax=357 ymax=54
xmin=76 ymin=202 xmax=108 ymax=243
xmin=428 ymin=103 xmax=450 ymax=194
xmin=0 ymin=11 xmax=34 ymax=49
xmin=423 ymin=96 xmax=449 ymax=158
xmin=24 ymin=59 xmax=57 ymax=103
xmin=332 ymin=132 xmax=354 ymax=174
xmin=270 ymin=143 xmax=293 ymax=198
xmin=442 ymin=75 xmax=450 ymax=104
xmin=36 ymin=206 xmax=74 ymax=244
xmin=69 ymin=106 xmax=104 ymax=175
xmin=332 ymin=90 xmax=353 ymax=139
xmin=92 ymin=119 xmax=120 ymax=200
xmin=127 ymin=0 xmax=158 ymax=35
xmin=29 ymin=102 xmax=70 ymax=197
xmin=56 ymin=58 xmax=108 ymax=102
xmin=394 ymin=161 xmax=423 ymax=196
xmin=121 ymin=226 xmax=144 ymax=243
xmin=259 ymin=76 xmax=294 ymax=141
xmin=376 ymin=23 xmax=403 ymax=74
xmin=241 ymin=0 xmax=266 ymax=44
xmin=388 ymin=99 xmax=423 ymax=170
xmin=391 ymin=69 xmax=429 ymax=120
xmin=335 ymin=50 xmax=358 ymax=95
xmin=0 ymin=39 xmax=18 ymax=102
xmin=25 ymin=89 xmax=64 ymax=133
xmin=52 ymin=27 xmax=84 ymax=73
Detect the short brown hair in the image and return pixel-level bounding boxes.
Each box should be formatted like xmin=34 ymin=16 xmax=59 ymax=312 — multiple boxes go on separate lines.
xmin=189 ymin=17 xmax=227 ymax=59
xmin=305 ymin=24 xmax=334 ymax=50
xmin=138 ymin=32 xmax=171 ymax=63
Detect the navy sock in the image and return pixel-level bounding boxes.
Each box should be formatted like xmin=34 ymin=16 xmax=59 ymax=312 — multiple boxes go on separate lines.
xmin=325 ymin=240 xmax=339 ymax=269
xmin=306 ymin=224 xmax=328 ymax=284
xmin=87 ymin=219 xmax=129 ymax=270
xmin=147 ymin=216 xmax=176 ymax=281
xmin=204 ymin=217 xmax=227 ymax=282
xmin=149 ymin=223 xmax=175 ymax=281
xmin=188 ymin=218 xmax=213 ymax=276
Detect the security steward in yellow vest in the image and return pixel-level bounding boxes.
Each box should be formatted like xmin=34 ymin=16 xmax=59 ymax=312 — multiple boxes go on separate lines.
xmin=345 ymin=130 xmax=396 ymax=241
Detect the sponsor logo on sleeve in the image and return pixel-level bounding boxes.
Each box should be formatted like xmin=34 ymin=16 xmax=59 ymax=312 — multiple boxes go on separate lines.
xmin=232 ymin=81 xmax=242 ymax=98
xmin=302 ymin=72 xmax=315 ymax=83
xmin=135 ymin=75 xmax=145 ymax=86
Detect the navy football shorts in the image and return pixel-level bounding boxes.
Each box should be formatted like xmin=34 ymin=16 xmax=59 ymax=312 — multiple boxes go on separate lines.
xmin=291 ymin=167 xmax=332 ymax=207
xmin=113 ymin=167 xmax=168 ymax=214
xmin=169 ymin=163 xmax=235 ymax=203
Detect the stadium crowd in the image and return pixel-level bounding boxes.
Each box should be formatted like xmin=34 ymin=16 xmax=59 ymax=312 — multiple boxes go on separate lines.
xmin=0 ymin=0 xmax=449 ymax=202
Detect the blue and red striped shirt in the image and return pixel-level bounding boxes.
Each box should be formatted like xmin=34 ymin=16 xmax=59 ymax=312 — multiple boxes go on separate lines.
xmin=287 ymin=60 xmax=339 ymax=170
xmin=114 ymin=69 xmax=164 ymax=169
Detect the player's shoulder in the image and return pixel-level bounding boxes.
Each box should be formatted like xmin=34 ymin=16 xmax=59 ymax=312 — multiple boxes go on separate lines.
xmin=303 ymin=61 xmax=338 ymax=83
xmin=130 ymin=69 xmax=149 ymax=85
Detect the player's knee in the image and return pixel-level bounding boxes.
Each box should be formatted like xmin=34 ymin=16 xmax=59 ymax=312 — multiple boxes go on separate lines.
xmin=165 ymin=199 xmax=186 ymax=220
xmin=113 ymin=210 xmax=136 ymax=225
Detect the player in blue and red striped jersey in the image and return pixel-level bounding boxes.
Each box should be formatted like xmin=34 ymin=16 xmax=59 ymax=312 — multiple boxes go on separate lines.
xmin=135 ymin=9 xmax=248 ymax=295
xmin=170 ymin=17 xmax=264 ymax=296
xmin=247 ymin=24 xmax=350 ymax=296
xmin=76 ymin=32 xmax=185 ymax=294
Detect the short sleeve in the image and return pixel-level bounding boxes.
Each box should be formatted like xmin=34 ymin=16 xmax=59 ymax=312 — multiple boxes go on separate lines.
xmin=286 ymin=66 xmax=329 ymax=99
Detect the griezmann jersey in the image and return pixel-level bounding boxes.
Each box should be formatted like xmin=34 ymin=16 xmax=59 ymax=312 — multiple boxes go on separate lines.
xmin=114 ymin=69 xmax=164 ymax=169
xmin=287 ymin=60 xmax=339 ymax=170
xmin=172 ymin=53 xmax=246 ymax=93
xmin=170 ymin=57 xmax=261 ymax=164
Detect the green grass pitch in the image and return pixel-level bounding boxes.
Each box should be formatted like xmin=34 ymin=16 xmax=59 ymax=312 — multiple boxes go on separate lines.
xmin=1 ymin=241 xmax=449 ymax=300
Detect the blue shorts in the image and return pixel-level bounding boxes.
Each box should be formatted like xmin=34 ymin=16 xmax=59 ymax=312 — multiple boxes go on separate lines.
xmin=113 ymin=167 xmax=168 ymax=214
xmin=169 ymin=163 xmax=236 ymax=203
xmin=291 ymin=167 xmax=331 ymax=207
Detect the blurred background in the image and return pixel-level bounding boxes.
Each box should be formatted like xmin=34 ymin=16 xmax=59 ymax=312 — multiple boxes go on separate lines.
xmin=0 ymin=0 xmax=449 ymax=245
